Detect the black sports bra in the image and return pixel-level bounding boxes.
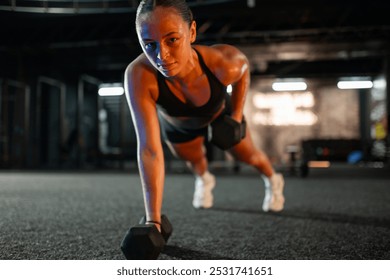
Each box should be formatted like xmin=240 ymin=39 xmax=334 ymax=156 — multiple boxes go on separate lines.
xmin=156 ymin=48 xmax=227 ymax=118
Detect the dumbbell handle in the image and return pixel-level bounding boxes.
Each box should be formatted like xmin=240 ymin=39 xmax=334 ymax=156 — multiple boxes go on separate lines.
xmin=239 ymin=117 xmax=246 ymax=139
xmin=140 ymin=215 xmax=173 ymax=242
xmin=146 ymin=220 xmax=161 ymax=225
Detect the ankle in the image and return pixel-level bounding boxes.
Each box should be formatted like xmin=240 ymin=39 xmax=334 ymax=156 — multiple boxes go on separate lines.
xmin=196 ymin=171 xmax=212 ymax=180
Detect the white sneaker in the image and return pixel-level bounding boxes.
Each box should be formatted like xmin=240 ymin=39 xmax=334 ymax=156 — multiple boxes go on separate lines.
xmin=262 ymin=173 xmax=285 ymax=212
xmin=192 ymin=171 xmax=216 ymax=209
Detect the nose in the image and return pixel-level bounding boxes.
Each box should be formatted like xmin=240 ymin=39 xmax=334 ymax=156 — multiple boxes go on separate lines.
xmin=157 ymin=43 xmax=168 ymax=60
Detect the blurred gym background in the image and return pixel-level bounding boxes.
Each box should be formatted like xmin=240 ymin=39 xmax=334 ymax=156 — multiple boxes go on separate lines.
xmin=1 ymin=0 xmax=389 ymax=174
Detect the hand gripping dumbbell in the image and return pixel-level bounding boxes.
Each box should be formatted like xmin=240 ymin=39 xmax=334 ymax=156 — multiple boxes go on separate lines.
xmin=120 ymin=215 xmax=173 ymax=260
xmin=209 ymin=115 xmax=246 ymax=150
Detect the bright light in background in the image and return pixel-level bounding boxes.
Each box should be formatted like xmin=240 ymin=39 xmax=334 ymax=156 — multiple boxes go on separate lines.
xmin=253 ymin=92 xmax=318 ymax=126
xmin=373 ymin=78 xmax=386 ymax=89
xmin=308 ymin=161 xmax=331 ymax=168
xmin=372 ymin=77 xmax=386 ymax=101
xmin=253 ymin=92 xmax=314 ymax=109
xmin=247 ymin=0 xmax=256 ymax=8
xmin=272 ymin=81 xmax=307 ymax=91
xmin=337 ymin=80 xmax=373 ymax=89
xmin=253 ymin=110 xmax=317 ymax=126
xmin=98 ymin=83 xmax=124 ymax=96
xmin=252 ymin=92 xmax=317 ymax=126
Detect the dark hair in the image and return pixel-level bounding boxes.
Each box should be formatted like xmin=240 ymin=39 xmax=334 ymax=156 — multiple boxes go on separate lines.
xmin=136 ymin=0 xmax=193 ymax=27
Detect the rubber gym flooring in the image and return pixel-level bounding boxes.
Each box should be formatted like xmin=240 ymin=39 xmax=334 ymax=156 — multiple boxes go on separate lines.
xmin=1 ymin=165 xmax=389 ymax=260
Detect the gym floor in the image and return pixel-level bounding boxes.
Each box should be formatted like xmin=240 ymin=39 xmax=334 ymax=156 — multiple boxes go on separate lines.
xmin=1 ymin=165 xmax=389 ymax=260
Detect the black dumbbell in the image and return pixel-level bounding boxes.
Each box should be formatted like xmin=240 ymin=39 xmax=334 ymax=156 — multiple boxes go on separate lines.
xmin=120 ymin=215 xmax=173 ymax=260
xmin=209 ymin=115 xmax=246 ymax=150
xmin=139 ymin=215 xmax=173 ymax=242
xmin=120 ymin=224 xmax=165 ymax=260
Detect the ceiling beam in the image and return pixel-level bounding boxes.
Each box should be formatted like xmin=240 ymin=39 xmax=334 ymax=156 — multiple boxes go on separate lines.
xmin=0 ymin=0 xmax=237 ymax=14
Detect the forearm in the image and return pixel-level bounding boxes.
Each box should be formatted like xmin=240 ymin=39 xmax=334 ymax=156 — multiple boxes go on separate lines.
xmin=138 ymin=147 xmax=165 ymax=223
xmin=230 ymin=69 xmax=250 ymax=122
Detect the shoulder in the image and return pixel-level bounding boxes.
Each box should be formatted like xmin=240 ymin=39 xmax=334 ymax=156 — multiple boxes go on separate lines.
xmin=193 ymin=44 xmax=246 ymax=60
xmin=125 ymin=53 xmax=156 ymax=84
xmin=124 ymin=54 xmax=159 ymax=101
xmin=193 ymin=44 xmax=249 ymax=85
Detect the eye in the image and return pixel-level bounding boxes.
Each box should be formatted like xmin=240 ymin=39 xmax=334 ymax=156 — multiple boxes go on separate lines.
xmin=144 ymin=42 xmax=156 ymax=51
xmin=168 ymin=37 xmax=179 ymax=44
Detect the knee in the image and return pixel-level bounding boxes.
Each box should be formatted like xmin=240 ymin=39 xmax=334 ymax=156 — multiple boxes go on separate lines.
xmin=247 ymin=153 xmax=260 ymax=165
xmin=242 ymin=152 xmax=265 ymax=166
xmin=177 ymin=146 xmax=206 ymax=164
xmin=187 ymin=150 xmax=207 ymax=165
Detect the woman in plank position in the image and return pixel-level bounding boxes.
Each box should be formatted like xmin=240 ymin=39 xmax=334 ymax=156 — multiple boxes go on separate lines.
xmin=125 ymin=0 xmax=285 ymax=231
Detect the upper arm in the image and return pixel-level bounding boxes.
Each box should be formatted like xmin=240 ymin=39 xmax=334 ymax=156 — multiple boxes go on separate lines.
xmin=124 ymin=58 xmax=161 ymax=152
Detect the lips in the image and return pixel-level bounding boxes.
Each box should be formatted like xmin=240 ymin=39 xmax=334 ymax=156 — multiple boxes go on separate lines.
xmin=157 ymin=62 xmax=176 ymax=71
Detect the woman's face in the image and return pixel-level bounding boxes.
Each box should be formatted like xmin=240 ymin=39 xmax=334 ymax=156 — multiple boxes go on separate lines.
xmin=137 ymin=6 xmax=196 ymax=78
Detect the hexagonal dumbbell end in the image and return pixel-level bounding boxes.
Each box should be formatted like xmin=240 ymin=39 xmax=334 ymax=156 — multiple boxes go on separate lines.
xmin=120 ymin=224 xmax=165 ymax=260
xmin=160 ymin=215 xmax=173 ymax=242
xmin=210 ymin=115 xmax=246 ymax=150
xmin=139 ymin=215 xmax=173 ymax=242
